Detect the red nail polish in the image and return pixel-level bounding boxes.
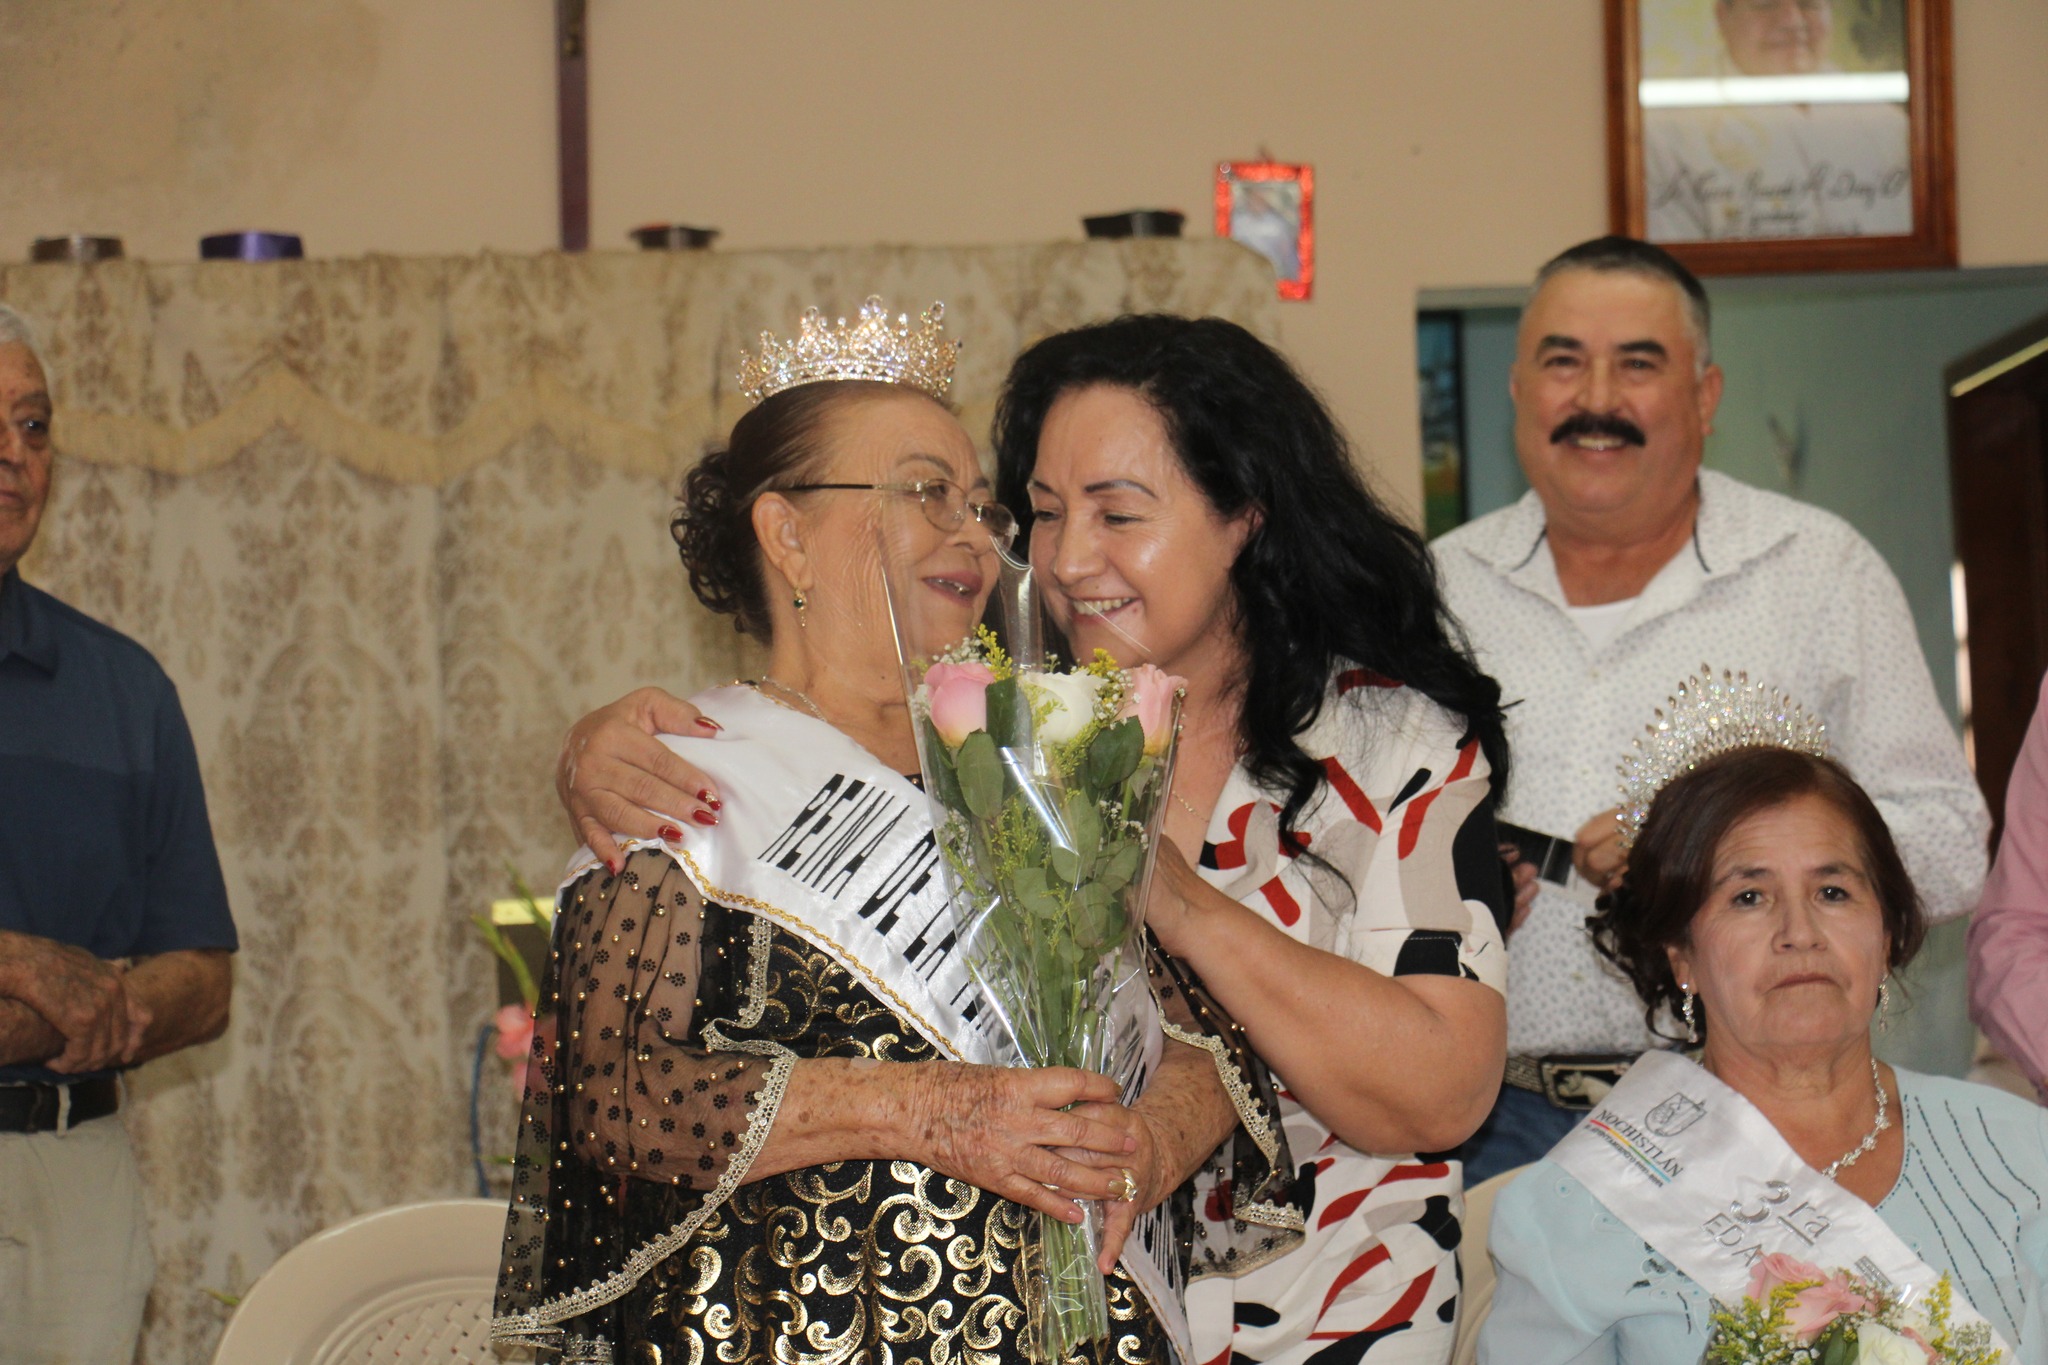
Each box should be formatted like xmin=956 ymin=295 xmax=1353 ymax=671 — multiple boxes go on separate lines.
xmin=691 ymin=809 xmax=719 ymax=826
xmin=698 ymin=790 xmax=722 ymax=810
xmin=695 ymin=717 xmax=723 ymax=733
xmin=606 ymin=858 xmax=623 ymax=876
xmin=659 ymin=825 xmax=684 ymax=843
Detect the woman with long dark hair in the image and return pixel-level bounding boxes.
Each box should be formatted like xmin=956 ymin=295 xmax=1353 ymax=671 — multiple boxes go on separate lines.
xmin=559 ymin=315 xmax=1512 ymax=1364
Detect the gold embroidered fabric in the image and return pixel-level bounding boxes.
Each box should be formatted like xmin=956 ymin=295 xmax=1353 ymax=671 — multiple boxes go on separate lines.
xmin=500 ymin=848 xmax=1177 ymax=1363
xmin=1149 ymin=941 xmax=1305 ymax=1280
xmin=0 ymin=243 xmax=1274 ymax=1361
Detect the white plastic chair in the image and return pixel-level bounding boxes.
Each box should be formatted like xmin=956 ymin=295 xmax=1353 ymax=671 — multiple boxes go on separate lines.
xmin=1451 ymin=1164 xmax=1528 ymax=1365
xmin=212 ymin=1198 xmax=509 ymax=1365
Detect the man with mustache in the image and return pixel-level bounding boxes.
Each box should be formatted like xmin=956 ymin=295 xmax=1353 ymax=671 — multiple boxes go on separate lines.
xmin=1432 ymin=237 xmax=1986 ymax=1181
xmin=0 ymin=305 xmax=237 ymax=1361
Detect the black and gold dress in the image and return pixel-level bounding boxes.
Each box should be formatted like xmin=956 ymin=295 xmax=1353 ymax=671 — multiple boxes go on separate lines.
xmin=492 ymin=688 xmax=1296 ymax=1364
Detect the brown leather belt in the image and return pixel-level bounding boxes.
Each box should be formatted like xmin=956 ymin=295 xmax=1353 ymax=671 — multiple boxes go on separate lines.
xmin=1503 ymin=1053 xmax=1636 ymax=1111
xmin=0 ymin=1076 xmax=121 ymax=1133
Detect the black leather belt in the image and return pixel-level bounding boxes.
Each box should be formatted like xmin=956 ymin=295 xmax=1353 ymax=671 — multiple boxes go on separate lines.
xmin=0 ymin=1077 xmax=121 ymax=1134
xmin=1497 ymin=820 xmax=1576 ymax=887
xmin=1503 ymin=1053 xmax=1636 ymax=1110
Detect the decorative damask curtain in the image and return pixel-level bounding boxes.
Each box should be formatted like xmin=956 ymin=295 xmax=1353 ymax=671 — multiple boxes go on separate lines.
xmin=0 ymin=242 xmax=1275 ymax=1361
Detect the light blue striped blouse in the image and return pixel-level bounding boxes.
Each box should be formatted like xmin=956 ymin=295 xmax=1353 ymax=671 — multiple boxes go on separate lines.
xmin=1479 ymin=1069 xmax=2048 ymax=1363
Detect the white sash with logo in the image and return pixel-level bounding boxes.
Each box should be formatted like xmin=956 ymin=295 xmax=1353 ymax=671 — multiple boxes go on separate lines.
xmin=1550 ymin=1049 xmax=2013 ymax=1353
xmin=559 ymin=686 xmax=1189 ymax=1360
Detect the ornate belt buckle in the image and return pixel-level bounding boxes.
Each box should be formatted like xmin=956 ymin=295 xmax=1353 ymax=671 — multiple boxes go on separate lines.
xmin=1537 ymin=1054 xmax=1634 ymax=1111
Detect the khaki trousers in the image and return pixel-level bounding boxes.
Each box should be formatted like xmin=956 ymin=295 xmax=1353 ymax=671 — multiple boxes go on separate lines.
xmin=0 ymin=1113 xmax=155 ymax=1365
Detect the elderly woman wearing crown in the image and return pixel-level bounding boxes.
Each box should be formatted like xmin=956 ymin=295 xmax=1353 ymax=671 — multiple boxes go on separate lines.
xmin=1478 ymin=673 xmax=2048 ymax=1363
xmin=490 ymin=301 xmax=1288 ymax=1363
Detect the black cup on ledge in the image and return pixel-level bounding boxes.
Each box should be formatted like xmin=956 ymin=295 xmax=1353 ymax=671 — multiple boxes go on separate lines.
xmin=631 ymin=224 xmax=719 ymax=250
xmin=200 ymin=232 xmax=304 ymax=261
xmin=30 ymin=235 xmax=124 ymax=263
xmin=1082 ymin=210 xmax=1185 ymax=239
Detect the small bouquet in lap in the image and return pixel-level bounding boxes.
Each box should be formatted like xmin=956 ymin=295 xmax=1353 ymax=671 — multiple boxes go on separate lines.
xmin=1708 ymin=1253 xmax=2000 ymax=1364
xmin=889 ymin=536 xmax=1183 ymax=1361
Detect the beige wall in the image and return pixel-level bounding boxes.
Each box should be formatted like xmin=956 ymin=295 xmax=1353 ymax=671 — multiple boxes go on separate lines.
xmin=4 ymin=0 xmax=2046 ymax=515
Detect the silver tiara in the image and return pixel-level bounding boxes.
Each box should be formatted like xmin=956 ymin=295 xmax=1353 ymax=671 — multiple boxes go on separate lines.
xmin=736 ymin=295 xmax=958 ymax=405
xmin=1615 ymin=665 xmax=1829 ymax=852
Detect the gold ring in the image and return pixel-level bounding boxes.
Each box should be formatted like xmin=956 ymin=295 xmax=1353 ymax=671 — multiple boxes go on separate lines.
xmin=1115 ymin=1168 xmax=1138 ymax=1203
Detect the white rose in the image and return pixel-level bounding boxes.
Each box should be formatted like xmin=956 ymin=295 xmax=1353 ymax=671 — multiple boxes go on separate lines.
xmin=1855 ymin=1324 xmax=1928 ymax=1365
xmin=1021 ymin=670 xmax=1105 ymax=745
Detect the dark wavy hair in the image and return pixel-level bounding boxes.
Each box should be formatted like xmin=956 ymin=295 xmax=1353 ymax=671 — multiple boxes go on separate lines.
xmin=672 ymin=380 xmax=918 ymax=641
xmin=1589 ymin=746 xmax=1925 ymax=1045
xmin=991 ymin=314 xmax=1510 ymax=851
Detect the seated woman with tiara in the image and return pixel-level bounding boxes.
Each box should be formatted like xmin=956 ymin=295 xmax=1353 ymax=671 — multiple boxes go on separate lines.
xmin=1479 ymin=671 xmax=2048 ymax=1364
xmin=490 ymin=299 xmax=1291 ymax=1363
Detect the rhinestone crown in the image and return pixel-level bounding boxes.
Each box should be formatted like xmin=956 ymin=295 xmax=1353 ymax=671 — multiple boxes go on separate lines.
xmin=736 ymin=296 xmax=958 ymax=406
xmin=1616 ymin=665 xmax=1830 ymax=852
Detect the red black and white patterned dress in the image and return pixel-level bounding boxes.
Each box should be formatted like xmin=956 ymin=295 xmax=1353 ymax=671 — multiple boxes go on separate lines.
xmin=1183 ymin=669 xmax=1509 ymax=1364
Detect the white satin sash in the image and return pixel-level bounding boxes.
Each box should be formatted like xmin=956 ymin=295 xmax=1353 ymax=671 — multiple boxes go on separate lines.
xmin=559 ymin=685 xmax=1189 ymax=1361
xmin=1550 ymin=1049 xmax=2012 ymax=1353
xmin=561 ymin=686 xmax=1005 ymax=1064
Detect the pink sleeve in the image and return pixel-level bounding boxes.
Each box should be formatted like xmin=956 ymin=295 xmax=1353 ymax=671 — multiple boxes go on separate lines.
xmin=1968 ymin=675 xmax=2048 ymax=1092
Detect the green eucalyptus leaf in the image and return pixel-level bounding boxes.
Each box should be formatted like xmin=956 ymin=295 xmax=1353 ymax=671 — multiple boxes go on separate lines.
xmin=984 ymin=677 xmax=1024 ymax=749
xmin=955 ymin=731 xmax=1005 ymax=819
xmin=1097 ymin=842 xmax=1141 ymax=894
xmin=1067 ymin=882 xmax=1110 ymax=948
xmin=1048 ymin=844 xmax=1082 ymax=886
xmin=922 ymin=717 xmax=965 ymax=809
xmin=1016 ymin=881 xmax=1063 ymax=921
xmin=1815 ymin=1328 xmax=1857 ymax=1365
xmin=1085 ymin=717 xmax=1143 ymax=791
xmin=1064 ymin=790 xmax=1103 ymax=862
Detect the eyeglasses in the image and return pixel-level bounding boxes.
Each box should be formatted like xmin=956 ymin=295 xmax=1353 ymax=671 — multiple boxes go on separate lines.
xmin=784 ymin=478 xmax=1018 ymax=547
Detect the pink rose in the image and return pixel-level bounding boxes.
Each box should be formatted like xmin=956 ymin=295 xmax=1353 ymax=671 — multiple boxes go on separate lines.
xmin=926 ymin=660 xmax=996 ymax=746
xmin=1116 ymin=664 xmax=1186 ymax=755
xmin=493 ymin=1003 xmax=536 ymax=1061
xmin=1783 ymin=1272 xmax=1871 ymax=1341
xmin=1745 ymin=1251 xmax=1827 ymax=1304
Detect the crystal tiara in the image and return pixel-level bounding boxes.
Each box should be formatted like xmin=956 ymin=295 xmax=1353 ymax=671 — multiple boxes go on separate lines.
xmin=736 ymin=295 xmax=959 ymax=405
xmin=1615 ymin=665 xmax=1830 ymax=852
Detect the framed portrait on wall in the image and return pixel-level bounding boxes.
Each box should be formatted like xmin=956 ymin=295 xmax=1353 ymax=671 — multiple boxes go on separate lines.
xmin=1605 ymin=0 xmax=1955 ymax=273
xmin=1215 ymin=161 xmax=1314 ymax=300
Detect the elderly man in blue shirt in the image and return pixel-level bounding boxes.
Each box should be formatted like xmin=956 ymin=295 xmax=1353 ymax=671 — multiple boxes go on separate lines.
xmin=0 ymin=304 xmax=237 ymax=1362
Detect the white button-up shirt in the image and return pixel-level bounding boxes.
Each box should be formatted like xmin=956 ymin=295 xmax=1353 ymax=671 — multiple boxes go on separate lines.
xmin=1433 ymin=470 xmax=1989 ymax=1056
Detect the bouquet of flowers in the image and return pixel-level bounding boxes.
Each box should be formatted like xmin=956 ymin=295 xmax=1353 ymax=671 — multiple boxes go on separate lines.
xmin=1707 ymin=1254 xmax=2001 ymax=1364
xmin=910 ymin=625 xmax=1183 ymax=1360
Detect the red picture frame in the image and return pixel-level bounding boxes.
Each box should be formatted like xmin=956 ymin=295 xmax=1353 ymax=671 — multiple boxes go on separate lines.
xmin=1215 ymin=161 xmax=1315 ymax=301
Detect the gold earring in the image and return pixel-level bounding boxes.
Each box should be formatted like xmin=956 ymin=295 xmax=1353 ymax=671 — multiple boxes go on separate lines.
xmin=793 ymin=590 xmax=808 ymax=626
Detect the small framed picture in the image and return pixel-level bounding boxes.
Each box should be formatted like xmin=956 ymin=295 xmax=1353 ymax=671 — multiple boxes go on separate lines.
xmin=1606 ymin=0 xmax=1955 ymax=273
xmin=1215 ymin=161 xmax=1314 ymax=300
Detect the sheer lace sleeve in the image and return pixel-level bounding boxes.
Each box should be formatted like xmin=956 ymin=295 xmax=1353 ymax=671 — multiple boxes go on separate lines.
xmin=495 ymin=846 xmax=796 ymax=1345
xmin=558 ymin=848 xmax=774 ymax=1188
xmin=1149 ymin=934 xmax=1305 ymax=1279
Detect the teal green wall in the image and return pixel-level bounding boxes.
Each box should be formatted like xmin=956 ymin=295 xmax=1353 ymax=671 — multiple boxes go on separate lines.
xmin=1438 ymin=266 xmax=2048 ymax=1077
